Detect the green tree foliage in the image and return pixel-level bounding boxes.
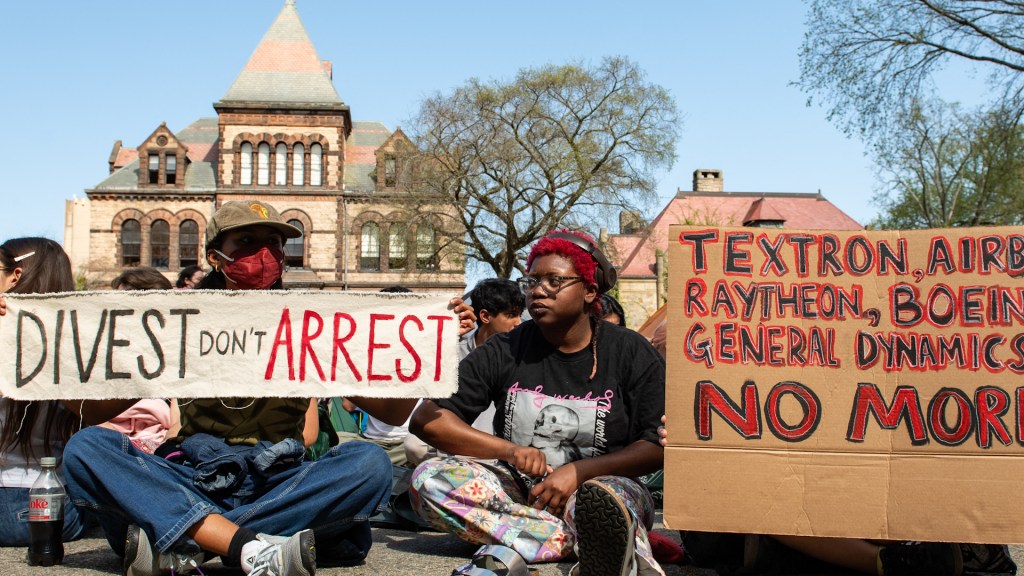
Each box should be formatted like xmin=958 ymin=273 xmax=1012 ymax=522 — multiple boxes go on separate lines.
xmin=872 ymin=99 xmax=1024 ymax=228
xmin=409 ymin=57 xmax=680 ymax=278
xmin=798 ymin=0 xmax=1024 ymax=139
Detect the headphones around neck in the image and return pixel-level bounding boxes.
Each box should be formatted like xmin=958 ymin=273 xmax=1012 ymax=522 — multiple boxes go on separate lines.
xmin=544 ymin=232 xmax=618 ymax=294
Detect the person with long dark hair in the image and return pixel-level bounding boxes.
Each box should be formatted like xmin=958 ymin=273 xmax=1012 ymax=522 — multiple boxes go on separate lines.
xmin=0 ymin=238 xmax=133 ymax=546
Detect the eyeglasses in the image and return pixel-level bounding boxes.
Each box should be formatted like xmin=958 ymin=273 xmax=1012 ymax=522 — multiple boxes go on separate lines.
xmin=516 ymin=275 xmax=583 ymax=294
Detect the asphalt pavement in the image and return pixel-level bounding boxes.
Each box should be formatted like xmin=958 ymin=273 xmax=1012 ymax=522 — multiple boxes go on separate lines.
xmin=0 ymin=518 xmax=708 ymax=576
xmin=1 ymin=523 xmax=1019 ymax=576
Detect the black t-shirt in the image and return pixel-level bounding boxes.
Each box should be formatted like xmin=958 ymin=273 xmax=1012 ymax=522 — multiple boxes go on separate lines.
xmin=440 ymin=320 xmax=665 ymax=471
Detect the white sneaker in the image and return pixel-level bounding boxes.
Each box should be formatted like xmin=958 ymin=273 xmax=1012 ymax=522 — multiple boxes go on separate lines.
xmin=123 ymin=524 xmax=205 ymax=576
xmin=244 ymin=529 xmax=316 ymax=576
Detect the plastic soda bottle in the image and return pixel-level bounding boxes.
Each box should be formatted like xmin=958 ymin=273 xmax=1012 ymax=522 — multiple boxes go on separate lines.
xmin=26 ymin=456 xmax=65 ymax=566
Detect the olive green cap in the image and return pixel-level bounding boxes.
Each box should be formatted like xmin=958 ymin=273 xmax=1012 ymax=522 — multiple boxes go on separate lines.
xmin=206 ymin=200 xmax=302 ymax=248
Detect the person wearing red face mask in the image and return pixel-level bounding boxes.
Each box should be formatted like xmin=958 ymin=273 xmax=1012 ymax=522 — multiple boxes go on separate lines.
xmin=61 ymin=201 xmax=423 ymax=576
xmin=200 ymin=200 xmax=295 ymax=290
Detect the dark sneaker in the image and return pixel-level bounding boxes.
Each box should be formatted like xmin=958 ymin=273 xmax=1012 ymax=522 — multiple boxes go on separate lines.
xmin=123 ymin=524 xmax=204 ymax=576
xmin=574 ymin=480 xmax=635 ymax=576
xmin=245 ymin=529 xmax=316 ymax=576
xmin=960 ymin=543 xmax=1017 ymax=575
xmin=880 ymin=541 xmax=963 ymax=576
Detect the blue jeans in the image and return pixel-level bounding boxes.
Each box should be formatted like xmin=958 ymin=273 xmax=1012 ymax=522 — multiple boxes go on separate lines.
xmin=62 ymin=427 xmax=391 ymax=562
xmin=0 ymin=486 xmax=93 ymax=547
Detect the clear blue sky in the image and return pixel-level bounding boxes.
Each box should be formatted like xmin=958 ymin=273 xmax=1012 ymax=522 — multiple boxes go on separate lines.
xmin=1 ymin=1 xmax=896 ymax=244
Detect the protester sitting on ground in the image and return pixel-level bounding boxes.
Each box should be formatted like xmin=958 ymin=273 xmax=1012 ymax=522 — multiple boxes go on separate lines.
xmin=0 ymin=237 xmax=138 ymax=547
xmin=175 ymin=265 xmax=205 ymax=289
xmin=60 ymin=201 xmax=418 ymax=576
xmin=598 ymin=292 xmax=627 ymax=327
xmin=655 ymin=418 xmax=1015 ymax=576
xmin=409 ymin=230 xmax=667 ymax=576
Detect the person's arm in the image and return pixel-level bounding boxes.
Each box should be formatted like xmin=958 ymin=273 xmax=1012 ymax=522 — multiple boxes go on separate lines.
xmin=569 ymin=438 xmax=663 ymax=480
xmin=59 ymin=399 xmax=142 ymax=427
xmin=168 ymin=399 xmax=181 ymax=438
xmin=301 ymin=398 xmax=319 ymax=448
xmin=449 ymin=297 xmax=476 ymax=337
xmin=411 ymin=400 xmax=549 ymax=476
xmin=529 ymin=439 xmax=664 ymax=514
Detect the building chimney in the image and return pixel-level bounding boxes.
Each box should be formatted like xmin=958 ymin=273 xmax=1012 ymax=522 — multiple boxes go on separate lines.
xmin=619 ymin=210 xmax=644 ymax=234
xmin=108 ymin=140 xmax=123 ymax=174
xmin=693 ymin=169 xmax=723 ymax=192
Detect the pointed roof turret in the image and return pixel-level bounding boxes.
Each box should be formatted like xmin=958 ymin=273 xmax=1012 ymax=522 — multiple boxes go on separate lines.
xmin=217 ymin=0 xmax=344 ymax=108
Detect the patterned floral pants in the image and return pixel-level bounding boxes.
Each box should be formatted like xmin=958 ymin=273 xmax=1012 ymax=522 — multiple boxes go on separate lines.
xmin=409 ymin=456 xmax=665 ymax=575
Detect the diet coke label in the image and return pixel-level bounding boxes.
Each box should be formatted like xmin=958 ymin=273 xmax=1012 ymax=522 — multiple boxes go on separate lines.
xmin=28 ymin=495 xmax=64 ymax=522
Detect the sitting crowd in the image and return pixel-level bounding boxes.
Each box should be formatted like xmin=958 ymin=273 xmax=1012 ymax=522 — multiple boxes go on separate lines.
xmin=0 ymin=200 xmax=1014 ymax=576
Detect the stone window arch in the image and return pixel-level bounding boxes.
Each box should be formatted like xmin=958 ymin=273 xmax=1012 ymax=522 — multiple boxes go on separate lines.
xmin=310 ymin=143 xmax=323 ymax=186
xmin=150 ymin=219 xmax=170 ymax=269
xmin=275 ymin=142 xmax=288 ymax=185
xmin=360 ymin=221 xmax=380 ymax=271
xmin=240 ymin=142 xmax=253 ymax=185
xmin=415 ymin=221 xmax=437 ymax=270
xmin=280 ymin=209 xmax=311 ymax=269
xmin=292 ymin=142 xmax=305 ymax=185
xmin=257 ymin=142 xmax=271 ymax=185
xmin=179 ymin=219 xmax=200 ymax=268
xmin=388 ymin=222 xmax=408 ymax=271
xmin=121 ymin=219 xmax=141 ymax=267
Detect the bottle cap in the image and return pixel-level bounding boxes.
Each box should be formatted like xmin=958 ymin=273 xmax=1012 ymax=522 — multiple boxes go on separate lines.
xmin=40 ymin=456 xmax=57 ymax=467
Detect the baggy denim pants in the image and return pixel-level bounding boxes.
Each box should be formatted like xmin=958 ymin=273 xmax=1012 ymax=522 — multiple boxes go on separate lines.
xmin=62 ymin=427 xmax=391 ymax=562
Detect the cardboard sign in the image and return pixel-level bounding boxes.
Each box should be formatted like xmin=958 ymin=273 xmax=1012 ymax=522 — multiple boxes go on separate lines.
xmin=0 ymin=290 xmax=459 ymax=400
xmin=664 ymin=225 xmax=1024 ymax=543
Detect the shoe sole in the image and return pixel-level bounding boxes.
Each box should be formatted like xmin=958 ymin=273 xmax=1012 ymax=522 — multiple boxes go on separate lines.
xmin=296 ymin=529 xmax=317 ymax=576
xmin=124 ymin=525 xmax=152 ymax=576
xmin=575 ymin=481 xmax=635 ymax=576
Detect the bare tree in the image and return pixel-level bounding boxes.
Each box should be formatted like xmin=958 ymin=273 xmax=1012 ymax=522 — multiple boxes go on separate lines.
xmin=798 ymin=0 xmax=1024 ymax=138
xmin=872 ymin=98 xmax=1024 ymax=228
xmin=408 ymin=56 xmax=681 ymax=278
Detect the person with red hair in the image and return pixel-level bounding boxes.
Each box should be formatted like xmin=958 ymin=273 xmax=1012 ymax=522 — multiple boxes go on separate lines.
xmin=410 ymin=230 xmax=667 ymax=576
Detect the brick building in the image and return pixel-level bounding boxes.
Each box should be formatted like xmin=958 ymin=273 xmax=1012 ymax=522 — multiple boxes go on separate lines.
xmin=65 ymin=0 xmax=464 ymax=292
xmin=606 ymin=169 xmax=864 ymax=327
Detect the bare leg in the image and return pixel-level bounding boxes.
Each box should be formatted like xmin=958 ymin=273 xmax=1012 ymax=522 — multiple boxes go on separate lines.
xmin=187 ymin=515 xmax=239 ymax=556
xmin=772 ymin=535 xmax=880 ymax=575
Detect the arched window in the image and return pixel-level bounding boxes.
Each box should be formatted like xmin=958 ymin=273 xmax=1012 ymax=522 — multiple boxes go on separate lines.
xmin=292 ymin=143 xmax=304 ymax=184
xmin=179 ymin=219 xmax=199 ymax=268
xmin=151 ymin=219 xmax=170 ymax=269
xmin=416 ymin=223 xmax=437 ymax=270
xmin=360 ymin=222 xmax=380 ymax=271
xmin=257 ymin=142 xmax=270 ymax=185
xmin=240 ymin=142 xmax=253 ymax=185
xmin=310 ymin=143 xmax=322 ymax=186
xmin=284 ymin=219 xmax=304 ymax=268
xmin=275 ymin=142 xmax=287 ymax=185
xmin=121 ymin=219 xmax=141 ymax=266
xmin=388 ymin=223 xmax=407 ymax=270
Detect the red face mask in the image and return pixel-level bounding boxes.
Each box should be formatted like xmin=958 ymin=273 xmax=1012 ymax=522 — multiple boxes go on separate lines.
xmin=215 ymin=244 xmax=284 ymax=290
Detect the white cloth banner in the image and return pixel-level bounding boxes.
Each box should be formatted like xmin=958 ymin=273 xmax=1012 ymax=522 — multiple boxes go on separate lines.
xmin=0 ymin=290 xmax=460 ymax=400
